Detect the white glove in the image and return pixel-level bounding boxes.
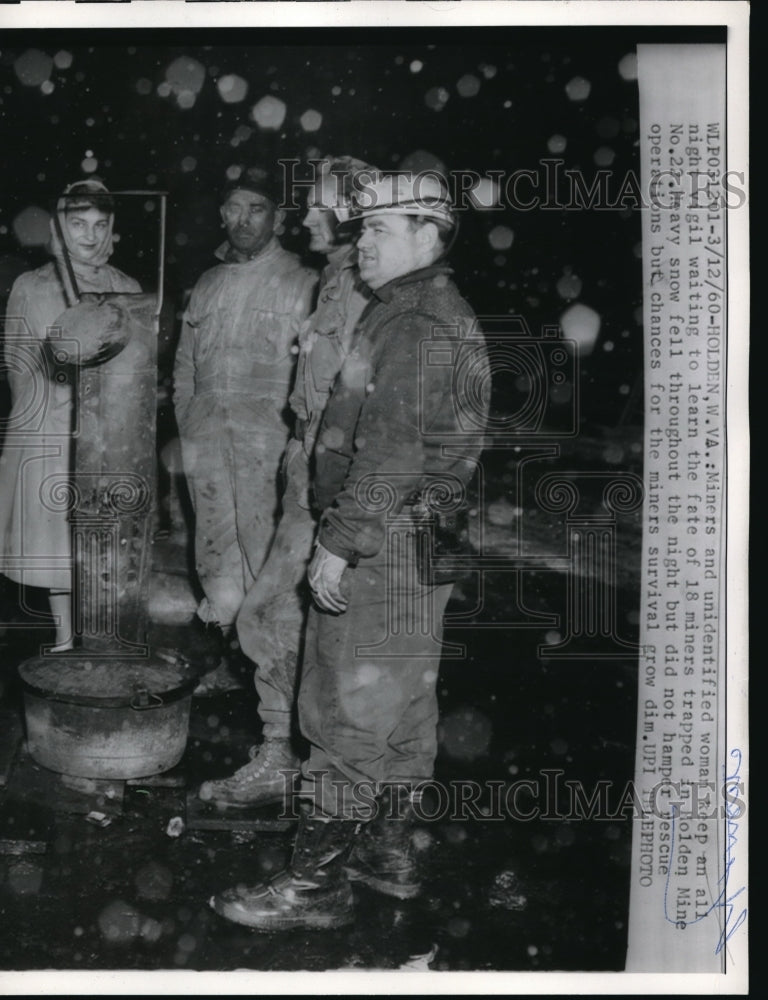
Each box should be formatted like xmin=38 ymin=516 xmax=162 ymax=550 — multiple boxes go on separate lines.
xmin=308 ymin=542 xmax=349 ymax=614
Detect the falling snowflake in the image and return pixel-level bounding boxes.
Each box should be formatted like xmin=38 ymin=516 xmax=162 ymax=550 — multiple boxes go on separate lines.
xmin=216 ymin=74 xmax=248 ymax=104
xmin=135 ymin=860 xmax=174 ymax=902
xmin=556 ymin=268 xmax=582 ymax=301
xmin=618 ymin=52 xmax=638 ymax=81
xmin=486 ymin=497 xmax=520 ymax=526
xmin=594 ymin=146 xmax=616 ymax=167
xmin=8 ymin=859 xmax=44 ymax=896
xmin=559 ymin=302 xmax=601 ymax=355
xmin=165 ymin=56 xmax=206 ymax=96
xmin=299 ymin=109 xmax=323 ymax=132
xmin=320 ymin=425 xmax=344 ymax=450
xmin=437 ymin=706 xmax=493 ymax=761
xmin=550 ymin=383 xmax=573 ymax=405
xmin=565 ymin=76 xmax=591 ymax=101
xmin=14 ymin=49 xmax=53 ymax=87
xmin=251 ymin=95 xmax=287 ymax=130
xmin=97 ymin=899 xmax=142 ymax=943
xmin=355 ymin=662 xmax=381 ymax=685
xmin=400 ymin=149 xmax=446 ymax=175
xmin=54 ymin=50 xmax=73 ymax=70
xmin=547 ymin=134 xmax=567 ymax=154
xmin=424 ymin=86 xmax=450 ymax=111
xmin=447 ymin=917 xmax=471 ymax=938
xmin=177 ymin=90 xmax=196 ymax=110
xmin=12 ymin=206 xmax=52 ymax=247
xmin=488 ymin=225 xmax=514 ymax=250
xmin=456 ymin=74 xmax=481 ymax=98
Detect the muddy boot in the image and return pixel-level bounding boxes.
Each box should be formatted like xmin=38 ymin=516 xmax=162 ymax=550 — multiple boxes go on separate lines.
xmin=209 ymin=807 xmax=359 ymax=930
xmin=344 ymin=784 xmax=422 ymax=899
xmin=198 ymin=738 xmax=299 ymax=808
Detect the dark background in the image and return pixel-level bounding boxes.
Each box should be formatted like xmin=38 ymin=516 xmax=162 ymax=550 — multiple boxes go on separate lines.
xmin=0 ymin=25 xmax=725 ymax=429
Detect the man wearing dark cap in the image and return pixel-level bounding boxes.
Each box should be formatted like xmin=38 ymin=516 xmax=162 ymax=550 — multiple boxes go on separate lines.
xmin=173 ymin=166 xmax=317 ymax=692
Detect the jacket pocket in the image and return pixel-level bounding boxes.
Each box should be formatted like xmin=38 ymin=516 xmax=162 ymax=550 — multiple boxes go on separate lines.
xmin=246 ymin=308 xmax=294 ymax=366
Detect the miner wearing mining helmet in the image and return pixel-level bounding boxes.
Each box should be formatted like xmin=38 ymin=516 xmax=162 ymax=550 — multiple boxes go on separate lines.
xmin=210 ymin=171 xmax=490 ymax=932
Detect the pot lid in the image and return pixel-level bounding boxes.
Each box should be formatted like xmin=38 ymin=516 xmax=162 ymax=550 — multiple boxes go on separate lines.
xmin=18 ymin=655 xmax=197 ymax=708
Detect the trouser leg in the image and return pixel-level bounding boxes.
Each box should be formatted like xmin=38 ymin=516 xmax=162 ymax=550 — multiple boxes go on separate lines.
xmin=183 ymin=434 xmax=245 ymax=629
xmin=236 ymin=441 xmax=316 ymax=740
xmin=298 ymin=526 xmax=454 ymax=819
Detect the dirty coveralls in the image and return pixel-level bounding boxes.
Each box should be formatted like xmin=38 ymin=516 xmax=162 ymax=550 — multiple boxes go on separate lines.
xmin=173 ymin=237 xmax=317 ymax=630
xmin=298 ymin=264 xmax=489 ymax=818
xmin=236 ymin=244 xmax=370 ymax=740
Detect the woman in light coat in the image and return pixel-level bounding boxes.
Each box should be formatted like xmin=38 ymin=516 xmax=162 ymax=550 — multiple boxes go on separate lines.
xmin=0 ymin=180 xmax=140 ymax=649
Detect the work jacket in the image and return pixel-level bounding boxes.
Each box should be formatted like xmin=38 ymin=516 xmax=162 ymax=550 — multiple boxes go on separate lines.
xmin=173 ymin=237 xmax=317 ymax=440
xmin=315 ymin=263 xmax=489 ymax=564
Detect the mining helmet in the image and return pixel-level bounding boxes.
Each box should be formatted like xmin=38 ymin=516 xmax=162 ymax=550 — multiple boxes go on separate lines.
xmin=345 ymin=171 xmax=455 ymax=228
xmin=307 ymin=157 xmax=379 ymax=224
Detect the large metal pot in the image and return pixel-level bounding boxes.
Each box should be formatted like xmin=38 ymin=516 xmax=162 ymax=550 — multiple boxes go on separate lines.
xmin=18 ymin=655 xmax=196 ymax=779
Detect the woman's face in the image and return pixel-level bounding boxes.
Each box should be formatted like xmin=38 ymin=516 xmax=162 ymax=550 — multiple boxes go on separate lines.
xmin=62 ymin=205 xmax=112 ymax=262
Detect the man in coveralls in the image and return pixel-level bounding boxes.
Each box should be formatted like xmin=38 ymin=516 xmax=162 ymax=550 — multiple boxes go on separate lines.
xmin=210 ymin=173 xmax=489 ymax=931
xmin=173 ymin=166 xmax=317 ymax=693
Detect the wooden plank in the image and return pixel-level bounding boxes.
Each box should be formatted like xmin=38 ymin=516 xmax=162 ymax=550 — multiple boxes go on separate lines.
xmin=0 ymin=838 xmax=47 ymax=855
xmin=185 ymin=793 xmax=295 ymax=833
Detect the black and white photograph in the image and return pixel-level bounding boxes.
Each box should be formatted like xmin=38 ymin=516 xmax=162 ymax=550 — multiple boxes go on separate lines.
xmin=0 ymin=1 xmax=749 ymax=993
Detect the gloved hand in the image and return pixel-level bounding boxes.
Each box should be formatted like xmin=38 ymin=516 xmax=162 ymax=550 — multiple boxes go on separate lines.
xmin=308 ymin=542 xmax=349 ymax=614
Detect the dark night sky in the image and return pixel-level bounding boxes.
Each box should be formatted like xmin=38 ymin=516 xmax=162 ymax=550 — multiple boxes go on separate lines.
xmin=0 ymin=26 xmax=726 ymax=427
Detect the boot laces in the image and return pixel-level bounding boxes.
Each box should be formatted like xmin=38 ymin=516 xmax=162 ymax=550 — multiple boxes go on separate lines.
xmin=223 ymin=742 xmax=282 ymax=786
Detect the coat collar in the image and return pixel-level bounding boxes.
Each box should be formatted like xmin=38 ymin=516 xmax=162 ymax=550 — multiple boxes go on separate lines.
xmin=371 ymin=262 xmax=454 ymax=303
xmin=214 ymin=234 xmax=282 ymax=265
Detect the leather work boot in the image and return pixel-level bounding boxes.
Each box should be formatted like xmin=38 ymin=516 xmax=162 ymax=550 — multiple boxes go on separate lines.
xmin=209 ymin=807 xmax=359 ymax=930
xmin=344 ymin=784 xmax=422 ymax=899
xmin=198 ymin=738 xmax=299 ymax=808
